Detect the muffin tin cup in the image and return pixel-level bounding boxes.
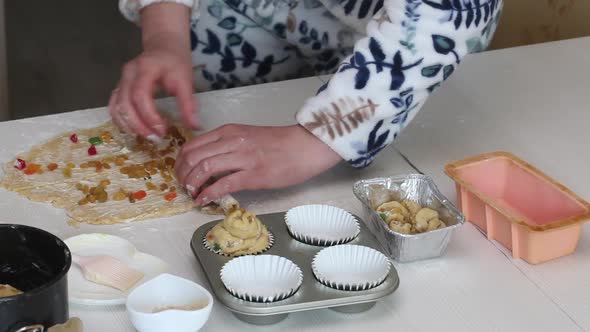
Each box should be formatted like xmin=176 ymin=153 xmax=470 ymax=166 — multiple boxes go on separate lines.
xmin=220 ymin=255 xmax=303 ymax=303
xmin=285 ymin=205 xmax=360 ymax=246
xmin=312 ymin=245 xmax=390 ymax=291
xmin=191 ymin=211 xmax=400 ymax=325
xmin=202 ymin=231 xmax=274 ymax=257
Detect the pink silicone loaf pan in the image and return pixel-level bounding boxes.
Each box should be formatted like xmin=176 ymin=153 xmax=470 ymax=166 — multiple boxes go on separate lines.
xmin=445 ymin=151 xmax=590 ymax=264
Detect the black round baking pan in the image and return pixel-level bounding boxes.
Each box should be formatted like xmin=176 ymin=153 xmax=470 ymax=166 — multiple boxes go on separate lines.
xmin=0 ymin=224 xmax=71 ymax=332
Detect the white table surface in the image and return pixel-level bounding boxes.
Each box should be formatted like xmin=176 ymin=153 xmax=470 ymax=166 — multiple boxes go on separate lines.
xmin=393 ymin=36 xmax=590 ymax=332
xmin=1 ymin=37 xmax=589 ymax=332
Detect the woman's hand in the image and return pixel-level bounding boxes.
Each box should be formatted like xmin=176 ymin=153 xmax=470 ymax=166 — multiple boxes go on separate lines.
xmin=175 ymin=124 xmax=343 ymax=204
xmin=109 ymin=3 xmax=198 ymax=140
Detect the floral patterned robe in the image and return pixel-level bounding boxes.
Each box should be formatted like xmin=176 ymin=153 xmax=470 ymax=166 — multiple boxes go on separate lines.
xmin=120 ymin=0 xmax=503 ymax=168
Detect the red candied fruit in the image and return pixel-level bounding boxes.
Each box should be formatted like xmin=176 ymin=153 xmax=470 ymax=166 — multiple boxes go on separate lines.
xmin=88 ymin=145 xmax=97 ymax=156
xmin=14 ymin=158 xmax=26 ymax=170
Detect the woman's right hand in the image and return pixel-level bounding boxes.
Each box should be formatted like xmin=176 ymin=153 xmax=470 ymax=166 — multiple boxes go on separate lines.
xmin=109 ymin=3 xmax=198 ymax=140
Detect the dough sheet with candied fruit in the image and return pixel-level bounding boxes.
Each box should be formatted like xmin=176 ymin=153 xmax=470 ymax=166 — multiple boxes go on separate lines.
xmin=0 ymin=121 xmax=197 ymax=225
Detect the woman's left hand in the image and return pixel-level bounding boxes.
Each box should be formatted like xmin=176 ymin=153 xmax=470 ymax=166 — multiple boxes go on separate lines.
xmin=175 ymin=124 xmax=342 ymax=204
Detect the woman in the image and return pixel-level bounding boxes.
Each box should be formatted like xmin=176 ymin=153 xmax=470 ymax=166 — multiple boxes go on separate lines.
xmin=111 ymin=0 xmax=503 ymax=205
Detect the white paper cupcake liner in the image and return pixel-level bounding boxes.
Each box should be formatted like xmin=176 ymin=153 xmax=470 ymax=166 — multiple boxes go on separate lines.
xmin=285 ymin=205 xmax=360 ymax=246
xmin=312 ymin=244 xmax=390 ymax=291
xmin=203 ymin=230 xmax=274 ymax=257
xmin=220 ymin=255 xmax=303 ymax=303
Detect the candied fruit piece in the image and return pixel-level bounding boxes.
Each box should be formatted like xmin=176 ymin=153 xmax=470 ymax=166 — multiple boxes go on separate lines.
xmin=159 ymin=183 xmax=168 ymax=191
xmin=88 ymin=145 xmax=97 ymax=156
xmin=99 ymin=179 xmax=111 ymax=187
xmin=67 ymin=162 xmax=76 ymax=168
xmin=132 ymin=190 xmax=147 ymax=200
xmin=88 ymin=136 xmax=103 ymax=146
xmin=70 ymin=134 xmax=78 ymax=143
xmin=78 ymin=197 xmax=88 ymax=205
xmin=169 ymin=186 xmax=176 ymax=192
xmin=14 ymin=158 xmax=26 ymax=170
xmin=24 ymin=163 xmax=42 ymax=175
xmin=103 ymin=163 xmax=111 ymax=169
xmin=146 ymin=182 xmax=157 ymax=191
xmin=164 ymin=192 xmax=177 ymax=201
xmin=47 ymin=163 xmax=58 ymax=171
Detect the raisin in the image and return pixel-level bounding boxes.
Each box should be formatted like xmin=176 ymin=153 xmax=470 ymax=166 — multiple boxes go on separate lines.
xmin=63 ymin=168 xmax=72 ymax=178
xmin=114 ymin=191 xmax=127 ymax=201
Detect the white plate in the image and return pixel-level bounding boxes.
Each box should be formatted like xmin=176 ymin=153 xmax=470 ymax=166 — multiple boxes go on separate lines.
xmin=64 ymin=233 xmax=169 ymax=306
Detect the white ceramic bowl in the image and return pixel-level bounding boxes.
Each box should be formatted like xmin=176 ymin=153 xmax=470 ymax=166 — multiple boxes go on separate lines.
xmin=126 ymin=273 xmax=213 ymax=332
xmin=285 ymin=205 xmax=360 ymax=246
xmin=220 ymin=255 xmax=303 ymax=303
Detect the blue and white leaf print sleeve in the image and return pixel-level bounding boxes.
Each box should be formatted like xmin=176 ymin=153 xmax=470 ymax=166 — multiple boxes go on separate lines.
xmin=296 ymin=0 xmax=503 ymax=168
xmin=119 ymin=0 xmax=201 ymax=23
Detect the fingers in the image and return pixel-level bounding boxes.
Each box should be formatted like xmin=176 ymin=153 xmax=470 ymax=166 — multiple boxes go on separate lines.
xmin=175 ymin=129 xmax=224 ymax=175
xmin=175 ymin=136 xmax=244 ymax=184
xmin=115 ymin=63 xmax=155 ymax=137
xmin=162 ymin=71 xmax=199 ymax=129
xmin=182 ymin=152 xmax=253 ymax=198
xmin=108 ymin=88 xmax=131 ymax=133
xmin=130 ymin=65 xmax=167 ymax=137
xmin=195 ymin=170 xmax=258 ymax=205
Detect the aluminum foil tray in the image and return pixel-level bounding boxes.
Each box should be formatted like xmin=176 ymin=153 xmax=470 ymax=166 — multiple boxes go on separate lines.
xmin=353 ymin=174 xmax=465 ymax=262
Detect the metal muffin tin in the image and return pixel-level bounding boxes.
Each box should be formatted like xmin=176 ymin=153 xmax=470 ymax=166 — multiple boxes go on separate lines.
xmin=190 ymin=211 xmax=400 ymax=325
xmin=353 ymin=174 xmax=465 ymax=262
